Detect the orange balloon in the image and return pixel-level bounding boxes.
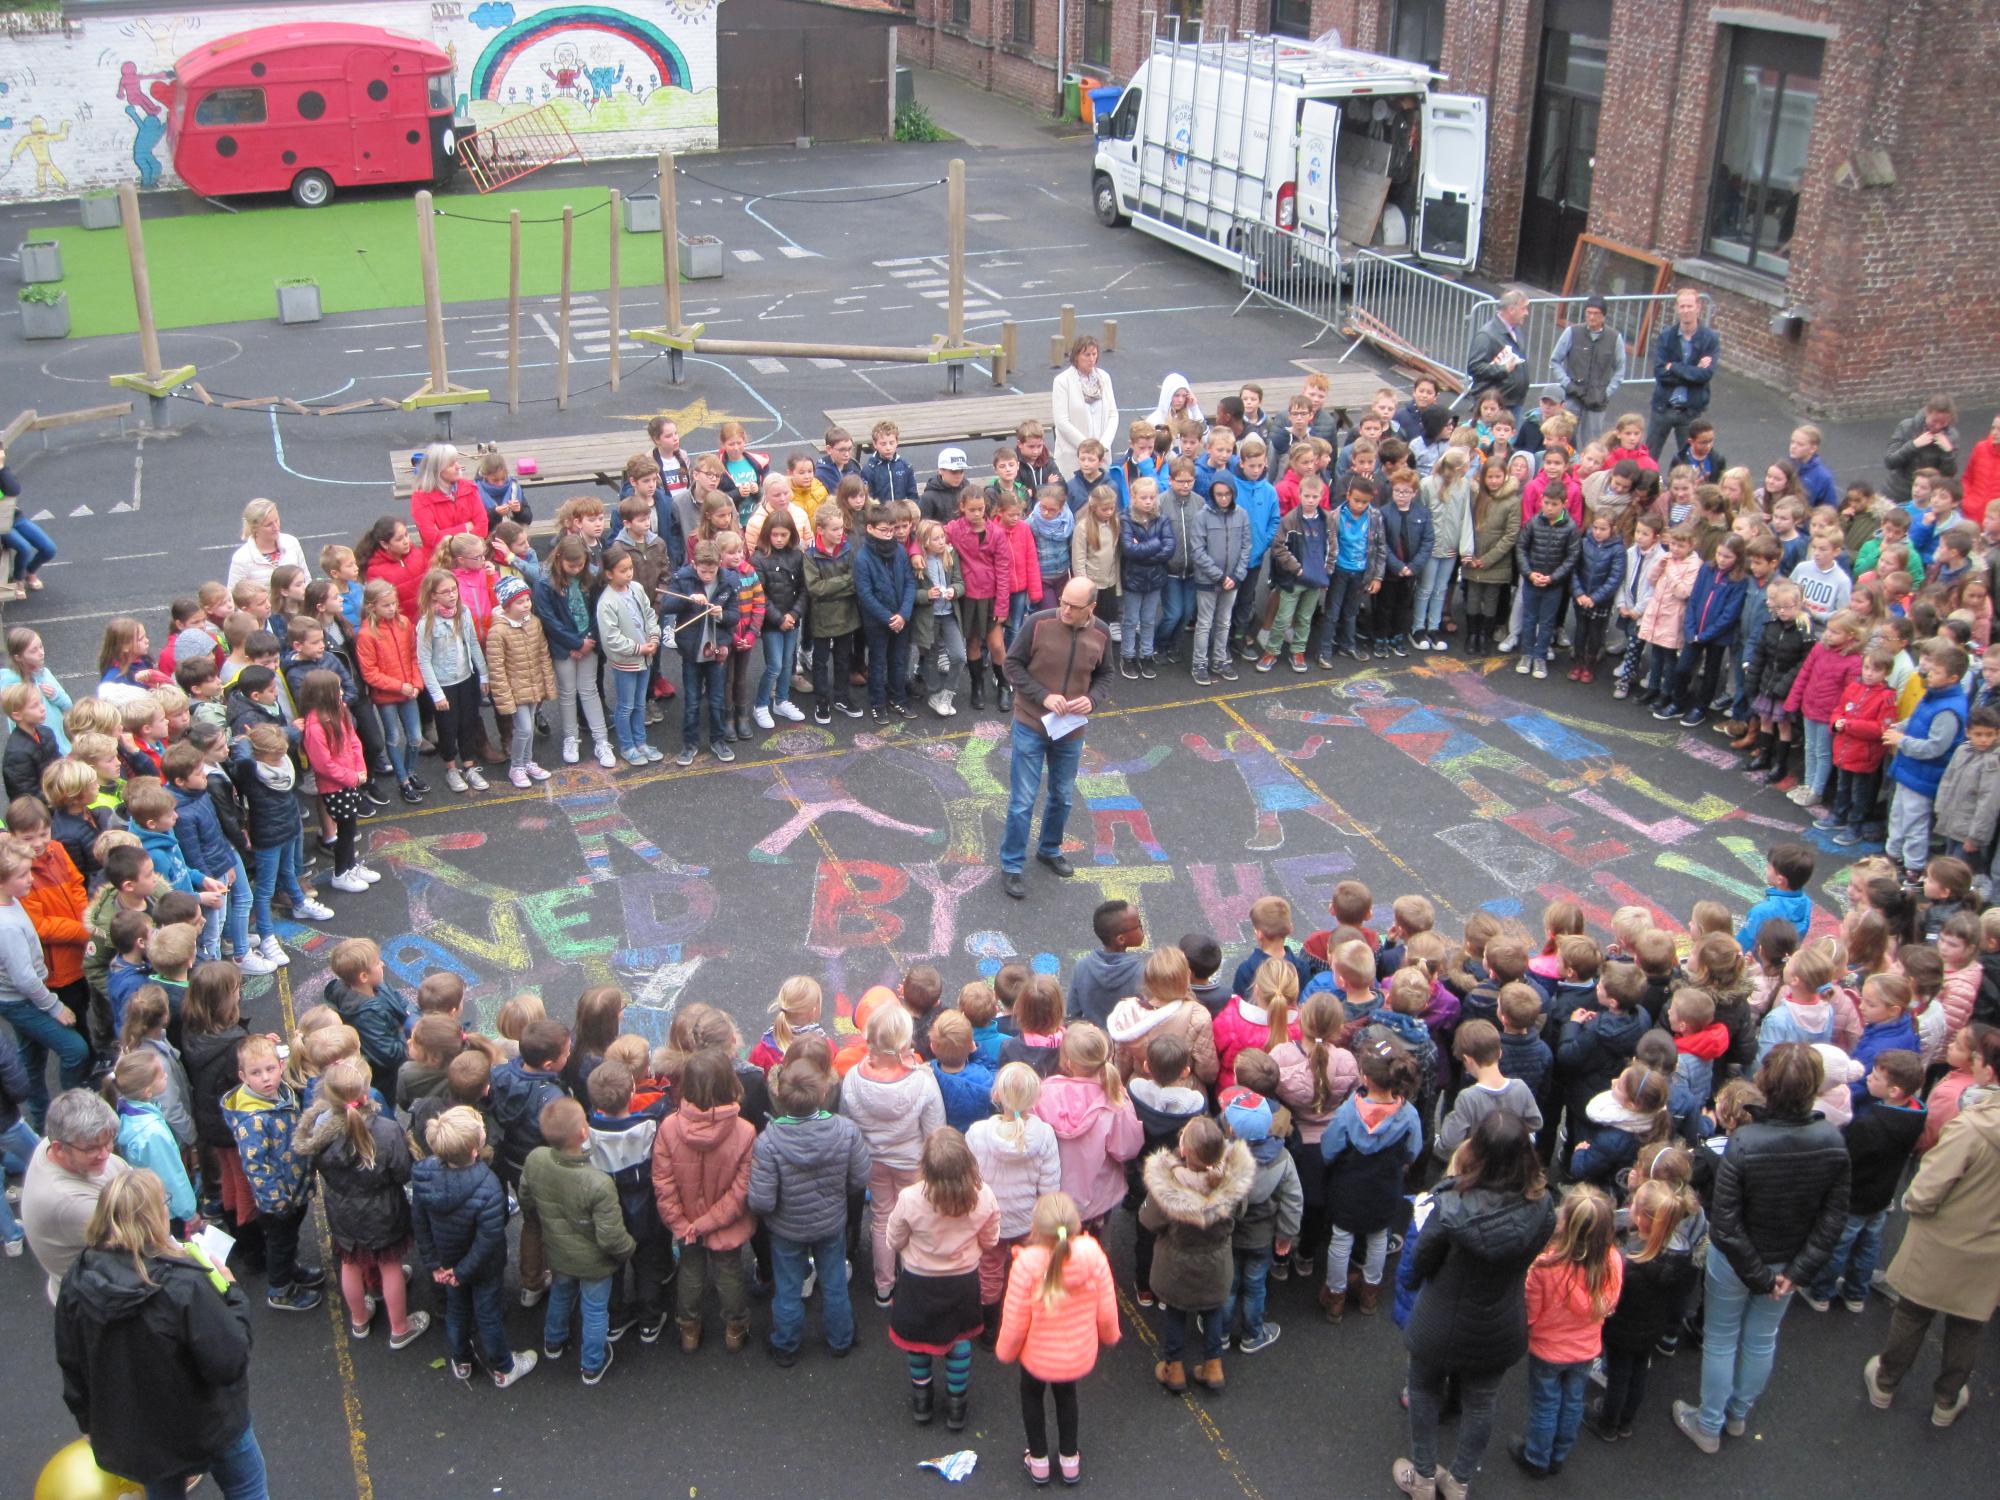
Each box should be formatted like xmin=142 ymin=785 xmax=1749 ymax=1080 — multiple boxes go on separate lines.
xmin=854 ymin=985 xmax=897 ymax=1032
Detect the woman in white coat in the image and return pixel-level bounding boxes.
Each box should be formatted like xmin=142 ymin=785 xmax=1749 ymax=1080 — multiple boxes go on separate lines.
xmin=1051 ymin=336 xmax=1119 ymax=476
xmin=225 ymin=498 xmax=310 ymax=592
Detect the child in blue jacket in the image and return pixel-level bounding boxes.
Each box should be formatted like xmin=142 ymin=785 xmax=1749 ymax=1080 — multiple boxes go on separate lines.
xmin=1319 ymin=1037 xmax=1424 ymax=1317
xmin=1568 ymin=512 xmax=1626 ymax=682
xmin=1660 ymin=534 xmax=1747 ymax=726
xmin=1376 ymin=472 xmax=1434 ymax=658
xmin=852 ymin=503 xmax=918 ymax=721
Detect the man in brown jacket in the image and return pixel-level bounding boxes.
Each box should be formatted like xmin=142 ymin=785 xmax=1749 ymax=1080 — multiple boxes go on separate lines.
xmin=1000 ymin=578 xmax=1113 ymax=900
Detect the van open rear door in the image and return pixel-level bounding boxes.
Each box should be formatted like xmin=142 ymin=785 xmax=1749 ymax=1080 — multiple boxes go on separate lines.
xmin=1416 ymin=93 xmax=1486 ymax=267
xmin=1293 ymin=99 xmax=1340 ymax=241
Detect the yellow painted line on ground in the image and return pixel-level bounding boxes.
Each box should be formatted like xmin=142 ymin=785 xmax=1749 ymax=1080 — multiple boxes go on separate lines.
xmin=1114 ymin=1286 xmax=1269 ymax=1500
xmin=276 ymin=968 xmax=376 ymax=1500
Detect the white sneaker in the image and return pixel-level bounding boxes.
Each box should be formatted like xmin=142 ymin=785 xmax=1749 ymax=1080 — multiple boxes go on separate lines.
xmin=939 ymin=690 xmax=957 ymax=716
xmin=464 ymin=768 xmax=489 ymax=791
xmin=642 ymin=745 xmax=664 ymax=763
xmin=354 ymin=865 xmax=382 ymax=884
xmin=594 ymin=741 xmax=617 ymax=768
xmin=752 ymin=705 xmax=775 ymax=730
xmin=1515 ymin=657 xmax=1532 ymax=675
xmin=561 ymin=736 xmax=580 ymax=765
xmin=774 ymin=701 xmax=805 ymax=722
xmin=1532 ymin=660 xmax=1548 ymax=679
xmin=330 ymin=870 xmax=370 ymax=894
xmin=510 ymin=767 xmax=533 ymax=788
xmin=3 ymin=1236 xmax=22 ymax=1257
xmin=622 ymin=749 xmax=648 ymax=767
xmin=238 ymin=950 xmax=278 ymax=976
xmin=1498 ymin=633 xmax=1520 ymax=653
xmin=445 ymin=768 xmax=469 ymax=793
xmin=492 ymin=1350 xmax=538 ymax=1389
xmin=260 ymin=935 xmax=291 ymax=967
xmin=294 ymin=899 xmax=335 ymax=921
xmin=526 ymin=762 xmax=551 ymax=781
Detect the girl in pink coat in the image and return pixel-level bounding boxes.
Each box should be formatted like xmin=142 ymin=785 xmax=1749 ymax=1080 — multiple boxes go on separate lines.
xmin=996 ymin=1191 xmax=1121 ymax=1487
xmin=1212 ymin=961 xmax=1303 ymax=1092
xmin=1636 ymin=524 xmax=1702 ymax=704
xmin=1032 ymin=1024 xmax=1142 ymax=1229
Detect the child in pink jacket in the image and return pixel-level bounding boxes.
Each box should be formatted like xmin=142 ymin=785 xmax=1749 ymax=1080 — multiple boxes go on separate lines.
xmin=1783 ymin=611 xmax=1865 ymax=808
xmin=651 ymin=1050 xmax=757 ymax=1353
xmin=996 ymin=1190 xmax=1121 ymax=1486
xmin=297 ymin=669 xmax=370 ymax=893
xmin=1032 ymin=1024 xmax=1142 ymax=1229
xmin=1635 ymin=525 xmax=1701 ymax=705
xmin=1513 ymin=1184 xmax=1624 ymax=1476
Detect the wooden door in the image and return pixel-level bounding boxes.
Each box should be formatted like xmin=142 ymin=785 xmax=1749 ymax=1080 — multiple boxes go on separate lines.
xmin=718 ymin=27 xmax=805 ymax=147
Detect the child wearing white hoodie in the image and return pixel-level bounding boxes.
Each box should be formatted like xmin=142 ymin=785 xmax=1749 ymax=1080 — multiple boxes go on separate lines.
xmin=966 ymin=1062 xmax=1061 ymax=1340
xmin=839 ymin=1004 xmax=945 ymax=1306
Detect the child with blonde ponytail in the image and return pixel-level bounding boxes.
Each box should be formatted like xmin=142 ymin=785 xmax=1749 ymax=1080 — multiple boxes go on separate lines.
xmin=1033 ymin=1023 xmax=1142 ymax=1232
xmin=1213 ymin=959 xmax=1302 ymax=1090
xmin=996 ymin=1191 xmax=1121 ymax=1487
xmin=1511 ymin=1184 xmax=1623 ymax=1477
xmin=751 ymin=975 xmax=826 ymax=1071
xmin=295 ymin=1058 xmax=428 ymax=1347
xmin=967 ymin=1062 xmax=1062 ymax=1340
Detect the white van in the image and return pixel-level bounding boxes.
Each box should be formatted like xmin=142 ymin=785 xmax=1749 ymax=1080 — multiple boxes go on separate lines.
xmin=1091 ymin=33 xmax=1487 ymax=274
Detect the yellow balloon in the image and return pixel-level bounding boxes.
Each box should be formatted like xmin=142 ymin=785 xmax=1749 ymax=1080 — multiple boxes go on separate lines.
xmin=34 ymin=1439 xmax=142 ymax=1500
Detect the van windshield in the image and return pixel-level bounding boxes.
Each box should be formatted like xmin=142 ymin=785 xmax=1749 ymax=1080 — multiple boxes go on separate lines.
xmin=428 ymin=72 xmax=452 ymax=112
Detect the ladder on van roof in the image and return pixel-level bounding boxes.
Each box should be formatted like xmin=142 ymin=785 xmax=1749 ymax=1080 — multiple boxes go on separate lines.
xmin=1136 ymin=22 xmax=1286 ymax=256
xmin=458 ymin=101 xmax=583 ymax=193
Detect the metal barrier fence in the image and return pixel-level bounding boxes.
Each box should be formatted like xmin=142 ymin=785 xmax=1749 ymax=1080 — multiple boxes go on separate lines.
xmin=1339 ymin=249 xmax=1493 ymax=377
xmin=1468 ymin=291 xmax=1711 ymax=401
xmin=1231 ymin=220 xmax=1346 ymax=344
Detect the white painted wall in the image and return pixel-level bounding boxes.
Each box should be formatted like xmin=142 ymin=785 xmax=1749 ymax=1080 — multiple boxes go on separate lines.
xmin=0 ymin=0 xmax=722 ymax=203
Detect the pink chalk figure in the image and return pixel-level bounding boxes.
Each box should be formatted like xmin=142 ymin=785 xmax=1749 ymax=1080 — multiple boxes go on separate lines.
xmin=1182 ymin=728 xmax=1357 ymax=852
xmin=1075 ymin=743 xmax=1173 ymax=864
xmin=749 ymin=758 xmax=941 ymax=863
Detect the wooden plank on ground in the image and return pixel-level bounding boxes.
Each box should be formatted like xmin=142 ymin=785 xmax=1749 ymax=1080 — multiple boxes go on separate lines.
xmin=30 ymin=402 xmax=134 ymax=433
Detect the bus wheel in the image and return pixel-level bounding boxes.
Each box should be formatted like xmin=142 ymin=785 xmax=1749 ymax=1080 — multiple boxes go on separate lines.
xmin=290 ymin=170 xmax=335 ymax=208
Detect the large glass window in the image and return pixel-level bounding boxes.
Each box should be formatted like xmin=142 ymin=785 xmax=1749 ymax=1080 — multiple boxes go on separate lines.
xmin=1011 ymin=0 xmax=1033 ymax=46
xmin=1269 ymin=0 xmax=1312 ymax=39
xmin=1389 ymin=0 xmax=1445 ymax=69
xmin=949 ymin=0 xmax=970 ymax=25
xmin=1705 ymin=28 xmax=1822 ymax=278
xmin=1083 ymin=0 xmax=1111 ymax=66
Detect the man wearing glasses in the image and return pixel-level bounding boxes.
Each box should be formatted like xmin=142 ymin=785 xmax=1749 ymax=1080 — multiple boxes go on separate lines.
xmin=999 ymin=579 xmax=1114 ymax=900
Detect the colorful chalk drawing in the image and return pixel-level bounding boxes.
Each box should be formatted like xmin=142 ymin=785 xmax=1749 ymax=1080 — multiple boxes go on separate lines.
xmin=300 ymin=659 xmax=1855 ymax=1053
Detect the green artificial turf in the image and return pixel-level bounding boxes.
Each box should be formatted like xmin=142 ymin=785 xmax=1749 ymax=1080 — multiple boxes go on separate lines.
xmin=42 ymin=187 xmax=678 ymax=338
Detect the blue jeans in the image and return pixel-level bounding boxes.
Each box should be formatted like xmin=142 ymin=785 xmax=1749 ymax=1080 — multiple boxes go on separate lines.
xmin=546 ymin=1272 xmax=613 ymax=1373
xmin=756 ymin=625 xmax=801 ymax=709
xmin=1119 ymin=588 xmax=1164 ymax=658
xmin=1696 ymin=1250 xmax=1794 ymax=1434
xmin=1801 ymin=716 xmax=1834 ymax=800
xmin=1160 ymin=1302 xmax=1226 ymax=1363
xmin=1219 ymin=1247 xmax=1272 ymax=1340
xmin=0 ymin=1117 xmax=38 ymax=1242
xmin=508 ymin=705 xmax=538 ymax=770
xmin=3 ymin=519 xmax=56 ymax=580
xmin=0 ymin=998 xmax=90 ymax=1123
xmin=200 ymin=853 xmax=252 ymax=962
xmin=1810 ymin=1209 xmax=1888 ymax=1303
xmin=144 ymin=1423 xmax=268 ymax=1500
xmin=864 ymin=622 xmax=911 ymax=709
xmin=1524 ymin=1355 xmax=1592 ymax=1467
xmin=377 ymin=698 xmax=422 ymax=782
xmin=250 ymin=841 xmax=307 ymax=943
xmin=610 ymin=667 xmax=648 ymax=754
xmin=1413 ymin=553 xmax=1456 ymax=633
xmin=770 ymin=1230 xmax=855 ymax=1353
xmin=1000 ymin=719 xmax=1083 ymax=874
xmin=445 ymin=1270 xmax=516 ymax=1372
xmin=1519 ymin=581 xmax=1562 ymax=660
xmin=681 ymin=656 xmax=726 ymax=747
xmin=1160 ymin=576 xmax=1194 ymax=654
xmin=1318 ymin=568 xmax=1370 ymax=655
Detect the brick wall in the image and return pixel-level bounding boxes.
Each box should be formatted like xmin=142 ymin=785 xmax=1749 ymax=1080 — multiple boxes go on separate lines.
xmin=1437 ymin=0 xmax=1539 ymax=282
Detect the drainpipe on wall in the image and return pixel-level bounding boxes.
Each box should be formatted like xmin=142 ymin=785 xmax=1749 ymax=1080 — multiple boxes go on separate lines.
xmin=1057 ymin=0 xmax=1067 ymax=113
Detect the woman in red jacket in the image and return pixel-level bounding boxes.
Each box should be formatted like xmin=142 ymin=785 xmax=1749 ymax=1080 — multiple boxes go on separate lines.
xmin=410 ymin=444 xmax=490 ymax=553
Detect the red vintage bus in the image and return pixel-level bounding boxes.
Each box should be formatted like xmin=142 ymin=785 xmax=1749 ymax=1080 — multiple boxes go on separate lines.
xmin=163 ymin=22 xmax=462 ymax=207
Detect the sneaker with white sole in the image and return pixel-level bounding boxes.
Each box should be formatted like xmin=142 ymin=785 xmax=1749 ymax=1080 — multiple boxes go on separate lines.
xmin=3 ymin=1236 xmax=23 ymax=1257
xmin=330 ymin=871 xmax=370 ymax=894
xmin=521 ymin=1274 xmax=551 ymax=1308
xmin=1932 ymin=1385 xmax=1970 ymax=1427
xmin=464 ymin=768 xmax=489 ymax=791
xmin=775 ymin=701 xmax=805 ymax=722
xmin=389 ymin=1311 xmax=432 ymax=1350
xmin=238 ymin=950 xmax=278 ymax=976
xmin=294 ymin=899 xmax=335 ymax=921
xmin=595 ymin=741 xmax=617 ymax=768
xmin=1532 ymin=660 xmax=1548 ymax=679
xmin=492 ymin=1350 xmax=538 ymax=1389
xmin=1863 ymin=1355 xmax=1894 ymax=1408
xmin=1516 ymin=657 xmax=1532 ymax=675
xmin=510 ymin=768 xmax=533 ymax=788
xmin=445 ymin=768 xmax=469 ymax=793
xmin=581 ymin=1343 xmax=614 ymax=1386
xmin=561 ymin=737 xmax=580 ymax=764
xmin=643 ymin=745 xmax=664 ymax=762
xmin=259 ymin=935 xmax=290 ymax=967
xmin=1239 ymin=1321 xmax=1282 ymax=1354
xmin=623 ymin=749 xmax=648 ymax=767
xmin=354 ymin=865 xmax=381 ymax=884
xmin=526 ymin=762 xmax=551 ymax=781
xmin=753 ymin=705 xmax=775 ymax=730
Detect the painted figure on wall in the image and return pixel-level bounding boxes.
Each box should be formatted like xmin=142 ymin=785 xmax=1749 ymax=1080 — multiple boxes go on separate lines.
xmin=10 ymin=116 xmax=70 ymax=193
xmin=115 ymin=61 xmax=168 ymax=188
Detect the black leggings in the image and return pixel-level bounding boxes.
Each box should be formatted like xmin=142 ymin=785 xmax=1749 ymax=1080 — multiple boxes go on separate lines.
xmin=1021 ymin=1370 xmax=1079 ymax=1459
xmin=1601 ymin=1348 xmax=1651 ymax=1429
xmin=434 ymin=675 xmax=483 ymax=763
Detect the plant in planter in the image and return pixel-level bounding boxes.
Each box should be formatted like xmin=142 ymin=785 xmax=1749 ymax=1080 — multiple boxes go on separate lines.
xmin=275 ymin=276 xmax=322 ymax=325
xmin=19 ymin=281 xmax=69 ymax=340
xmin=78 ymin=190 xmax=120 ymax=231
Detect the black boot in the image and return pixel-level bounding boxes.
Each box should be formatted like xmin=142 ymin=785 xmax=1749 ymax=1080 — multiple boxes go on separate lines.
xmin=994 ymin=662 xmax=1013 ymax=713
xmin=911 ymin=1382 xmax=935 ymax=1424
xmin=1744 ymin=731 xmax=1775 ymax=772
xmin=944 ymin=1390 xmax=968 ymax=1431
xmin=737 ymin=709 xmax=753 ymax=742
xmin=1762 ymin=736 xmax=1793 ymax=786
xmin=968 ymin=665 xmax=985 ymax=710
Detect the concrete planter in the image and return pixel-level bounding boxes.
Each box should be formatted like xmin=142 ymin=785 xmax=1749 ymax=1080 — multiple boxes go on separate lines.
xmin=623 ymin=193 xmax=661 ymax=233
xmin=18 ymin=238 xmax=61 ymax=284
xmin=78 ymin=194 xmax=120 ymax=231
xmin=276 ymin=280 xmax=322 ymax=325
xmin=678 ymin=233 xmax=723 ymax=281
xmin=20 ymin=292 xmax=69 ymax=340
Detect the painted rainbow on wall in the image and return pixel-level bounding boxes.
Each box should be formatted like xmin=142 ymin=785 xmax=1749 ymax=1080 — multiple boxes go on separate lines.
xmin=469 ymin=5 xmax=692 ymax=99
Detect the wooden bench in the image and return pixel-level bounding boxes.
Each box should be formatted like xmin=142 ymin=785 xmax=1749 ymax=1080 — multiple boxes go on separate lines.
xmin=823 ymin=368 xmax=1394 ymax=452
xmin=388 ymin=431 xmax=644 ymax=499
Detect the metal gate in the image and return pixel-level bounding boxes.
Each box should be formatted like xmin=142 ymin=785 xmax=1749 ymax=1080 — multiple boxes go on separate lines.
xmin=1232 ymin=219 xmax=1346 ymax=342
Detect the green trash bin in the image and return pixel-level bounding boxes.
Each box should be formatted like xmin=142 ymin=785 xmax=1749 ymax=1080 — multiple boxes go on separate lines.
xmin=1062 ymin=77 xmax=1082 ymax=120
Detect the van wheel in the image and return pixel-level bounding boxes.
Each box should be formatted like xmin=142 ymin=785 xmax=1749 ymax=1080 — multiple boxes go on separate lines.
xmin=1093 ymin=174 xmax=1126 ymax=228
xmin=290 ymin=170 xmax=334 ymax=209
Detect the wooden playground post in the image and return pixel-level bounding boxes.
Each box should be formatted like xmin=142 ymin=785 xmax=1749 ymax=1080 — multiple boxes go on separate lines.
xmin=660 ymin=148 xmax=684 ymax=381
xmin=398 ymin=188 xmax=489 ymax=431
xmin=946 ymin=158 xmax=965 ymax=348
xmin=1060 ymin=303 xmax=1077 ymax=354
xmin=557 ymin=206 xmax=573 ymax=410
xmin=506 ymin=210 xmax=521 ymax=415
xmin=107 ymin=181 xmax=195 ymax=428
xmin=608 ymin=189 xmax=623 ymax=393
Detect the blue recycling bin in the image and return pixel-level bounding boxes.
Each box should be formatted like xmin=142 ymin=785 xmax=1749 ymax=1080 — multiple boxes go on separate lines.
xmin=1088 ymin=86 xmax=1123 ymax=124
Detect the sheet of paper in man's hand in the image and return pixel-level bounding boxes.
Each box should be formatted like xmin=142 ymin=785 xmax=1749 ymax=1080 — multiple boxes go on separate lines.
xmin=1042 ymin=711 xmax=1088 ymax=740
xmin=193 ymin=1223 xmax=236 ymax=1266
